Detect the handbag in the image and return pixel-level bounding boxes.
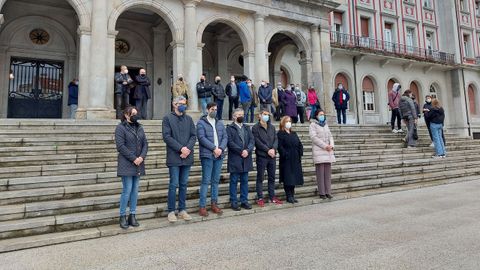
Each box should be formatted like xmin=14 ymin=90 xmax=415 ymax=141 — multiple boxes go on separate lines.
xmin=413 ymin=124 xmax=419 ymax=140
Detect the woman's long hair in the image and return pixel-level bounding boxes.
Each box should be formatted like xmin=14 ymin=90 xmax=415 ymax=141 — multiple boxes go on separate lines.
xmin=431 ymin=98 xmax=442 ymax=109
xmin=121 ymin=106 xmax=136 ymax=122
xmin=279 ymin=116 xmax=292 ymax=132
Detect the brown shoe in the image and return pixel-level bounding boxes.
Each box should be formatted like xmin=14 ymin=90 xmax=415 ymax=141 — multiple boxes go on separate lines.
xmin=199 ymin=208 xmax=209 ymax=217
xmin=211 ymin=203 xmax=223 ymax=215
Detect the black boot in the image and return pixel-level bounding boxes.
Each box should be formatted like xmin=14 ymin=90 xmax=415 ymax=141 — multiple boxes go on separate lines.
xmin=119 ymin=215 xmax=129 ymax=229
xmin=128 ymin=214 xmax=139 ymax=227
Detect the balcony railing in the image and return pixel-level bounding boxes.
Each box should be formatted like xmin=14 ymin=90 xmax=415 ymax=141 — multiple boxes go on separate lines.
xmin=330 ymin=31 xmax=456 ymax=65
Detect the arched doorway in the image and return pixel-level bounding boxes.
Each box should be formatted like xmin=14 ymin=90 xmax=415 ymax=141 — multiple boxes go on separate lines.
xmin=334 ymin=72 xmax=351 ymax=111
xmin=0 ymin=0 xmax=80 ymax=118
xmin=409 ymin=81 xmax=421 ymax=105
xmin=362 ymin=76 xmax=375 ymax=111
xmin=114 ymin=8 xmax=173 ymax=119
xmin=468 ymin=84 xmax=477 ymax=115
xmin=387 ymin=78 xmax=399 ymax=93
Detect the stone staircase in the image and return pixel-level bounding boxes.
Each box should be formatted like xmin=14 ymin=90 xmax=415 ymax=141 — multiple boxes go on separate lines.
xmin=0 ymin=119 xmax=479 ymax=253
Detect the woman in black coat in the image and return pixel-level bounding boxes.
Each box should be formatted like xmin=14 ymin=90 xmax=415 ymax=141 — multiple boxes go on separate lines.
xmin=277 ymin=116 xmax=304 ymax=203
xmin=115 ymin=106 xmax=148 ymax=229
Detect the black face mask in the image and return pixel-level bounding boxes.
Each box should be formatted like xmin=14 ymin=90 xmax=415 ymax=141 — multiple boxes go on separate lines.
xmin=201 ymin=79 xmax=205 ymax=83
xmin=236 ymin=116 xmax=244 ymax=123
xmin=179 ymin=78 xmax=183 ymax=82
xmin=130 ymin=115 xmax=140 ymax=124
xmin=140 ymin=74 xmax=146 ymax=77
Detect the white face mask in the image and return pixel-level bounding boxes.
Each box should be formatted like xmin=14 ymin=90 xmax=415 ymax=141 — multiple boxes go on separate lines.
xmin=338 ymin=85 xmax=343 ymax=90
xmin=285 ymin=122 xmax=292 ymax=130
xmin=247 ymin=83 xmax=252 ymax=87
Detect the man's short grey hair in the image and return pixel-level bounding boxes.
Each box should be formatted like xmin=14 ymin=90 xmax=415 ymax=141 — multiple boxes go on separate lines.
xmin=233 ymin=108 xmax=244 ymax=115
xmin=173 ymin=96 xmax=186 ymax=104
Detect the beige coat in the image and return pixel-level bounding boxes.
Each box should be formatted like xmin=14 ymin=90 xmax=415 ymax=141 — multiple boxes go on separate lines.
xmin=171 ymin=81 xmax=191 ymax=100
xmin=272 ymin=88 xmax=279 ymax=107
xmin=309 ymin=121 xmax=336 ymax=164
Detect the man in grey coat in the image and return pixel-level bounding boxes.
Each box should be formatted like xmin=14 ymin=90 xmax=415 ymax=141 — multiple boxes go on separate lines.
xmin=399 ymin=89 xmax=418 ymax=148
xmin=162 ymin=96 xmax=197 ymax=222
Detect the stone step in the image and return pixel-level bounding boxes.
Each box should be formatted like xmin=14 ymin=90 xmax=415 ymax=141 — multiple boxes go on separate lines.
xmin=0 ymin=167 xmax=478 ymax=241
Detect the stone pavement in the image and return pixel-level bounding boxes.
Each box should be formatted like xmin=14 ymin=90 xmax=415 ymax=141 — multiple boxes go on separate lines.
xmin=1 ymin=180 xmax=480 ymax=270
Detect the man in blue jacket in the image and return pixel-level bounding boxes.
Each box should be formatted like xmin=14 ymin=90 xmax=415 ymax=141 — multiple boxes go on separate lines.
xmin=258 ymin=80 xmax=274 ymax=116
xmin=227 ymin=108 xmax=254 ymax=211
xmin=239 ymin=76 xmax=251 ymax=115
xmin=197 ymin=102 xmax=228 ymax=217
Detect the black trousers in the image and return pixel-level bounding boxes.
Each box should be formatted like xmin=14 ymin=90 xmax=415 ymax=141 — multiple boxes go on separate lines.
xmin=336 ymin=109 xmax=346 ymax=124
xmin=228 ymin=96 xmax=239 ymax=120
xmin=115 ymin=92 xmax=130 ymax=119
xmin=284 ymin=185 xmax=295 ymax=199
xmin=391 ymin=108 xmax=402 ymax=130
xmin=296 ymin=106 xmax=305 ymax=123
xmin=256 ymin=155 xmax=276 ymax=200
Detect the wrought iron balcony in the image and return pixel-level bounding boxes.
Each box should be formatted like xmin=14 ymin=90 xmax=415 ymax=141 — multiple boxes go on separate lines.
xmin=330 ymin=31 xmax=456 ymax=65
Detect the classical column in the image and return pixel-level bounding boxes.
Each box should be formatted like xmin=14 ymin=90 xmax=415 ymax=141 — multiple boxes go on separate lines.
xmin=254 ymin=13 xmax=267 ymax=83
xmin=310 ymin=24 xmax=324 ymax=105
xmin=0 ymin=45 xmax=8 ymax=118
xmin=80 ymin=0 xmax=114 ymax=119
xmin=183 ymin=0 xmax=200 ymax=112
xmin=319 ymin=22 xmax=334 ymax=114
xmin=0 ymin=14 xmax=4 ymax=28
xmin=75 ymin=27 xmax=91 ymax=119
xmin=153 ymin=27 xmax=168 ymax=119
xmin=216 ymin=38 xmax=229 ymax=82
xmin=298 ymin=57 xmax=312 ymax=90
xmin=197 ymin=42 xmax=204 ymax=78
xmin=106 ymin=30 xmax=117 ymax=109
xmin=145 ymin=61 xmax=154 ymax=119
xmin=242 ymin=51 xmax=255 ymax=82
xmin=171 ymin=40 xmax=184 ymax=81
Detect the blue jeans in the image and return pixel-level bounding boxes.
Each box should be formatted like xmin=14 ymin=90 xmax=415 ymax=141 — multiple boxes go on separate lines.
xmin=200 ymin=97 xmax=213 ymax=115
xmin=431 ymin=123 xmax=446 ymax=156
xmin=119 ymin=176 xmax=140 ymax=216
xmin=168 ymin=166 xmax=191 ymax=212
xmin=216 ymin=99 xmax=224 ymax=119
xmin=248 ymin=105 xmax=256 ymax=123
xmin=230 ymin=172 xmax=249 ymax=204
xmin=309 ymin=105 xmax=317 ymax=120
xmin=199 ymin=158 xmax=224 ymax=208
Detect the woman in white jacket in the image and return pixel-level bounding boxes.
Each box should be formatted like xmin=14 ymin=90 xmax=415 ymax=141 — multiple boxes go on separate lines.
xmin=309 ymin=110 xmax=336 ymax=199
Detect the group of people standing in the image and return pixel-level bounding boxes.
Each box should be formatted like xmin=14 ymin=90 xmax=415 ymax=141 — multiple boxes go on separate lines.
xmin=388 ymin=83 xmax=446 ymax=158
xmin=114 ymin=65 xmax=152 ymax=120
xmin=114 ymin=95 xmax=336 ymax=228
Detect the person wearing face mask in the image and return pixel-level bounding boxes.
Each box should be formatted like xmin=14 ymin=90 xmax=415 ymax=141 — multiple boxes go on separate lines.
xmin=115 ymin=106 xmax=149 ymax=229
xmin=238 ymin=76 xmax=252 ymax=119
xmin=211 ymin=76 xmax=226 ymax=119
xmin=425 ymin=99 xmax=446 ymax=158
xmin=227 ymin=108 xmax=254 ymax=211
xmin=307 ymin=87 xmax=321 ymax=121
xmin=225 ymin=76 xmax=239 ymax=120
xmin=258 ymin=80 xmax=274 ymax=115
xmin=68 ymin=78 xmax=79 ymax=119
xmin=171 ymin=74 xmax=191 ymax=108
xmin=294 ymin=85 xmax=307 ymax=124
xmin=398 ymin=90 xmax=418 ymax=148
xmin=252 ymin=109 xmax=283 ymax=207
xmin=134 ymin=69 xmax=152 ymax=120
xmin=423 ymin=95 xmax=446 ymax=147
xmin=388 ymin=83 xmax=403 ymax=133
xmin=332 ymin=83 xmax=350 ymax=124
xmin=247 ymin=79 xmax=259 ymax=123
xmin=309 ymin=110 xmax=335 ymax=200
xmin=275 ymin=83 xmax=286 ymax=121
xmin=277 ymin=116 xmax=304 ymax=204
xmin=282 ymin=85 xmax=298 ymax=123
xmin=196 ymin=74 xmax=213 ymax=115
xmin=196 ymin=102 xmax=228 ymax=216
xmin=114 ymin=65 xmax=134 ymax=119
xmin=162 ymin=96 xmax=196 ymax=223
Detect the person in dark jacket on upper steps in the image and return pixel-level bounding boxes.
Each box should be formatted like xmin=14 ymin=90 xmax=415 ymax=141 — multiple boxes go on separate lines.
xmin=68 ymin=79 xmax=78 ymax=119
xmin=252 ymin=108 xmax=283 ymax=207
xmin=225 ymin=76 xmax=239 ymax=120
xmin=196 ymin=102 xmax=228 ymax=217
xmin=227 ymin=108 xmax=254 ymax=211
xmin=399 ymin=90 xmax=418 ymax=148
xmin=162 ymin=96 xmax=197 ymax=223
xmin=211 ymin=76 xmax=226 ymax=119
xmin=277 ymin=116 xmax=304 ymax=204
xmin=115 ymin=106 xmax=148 ymax=229
xmin=133 ymin=69 xmax=152 ymax=120
xmin=196 ymin=74 xmax=213 ymax=115
xmin=424 ymin=98 xmax=446 ymax=158
xmin=332 ymin=83 xmax=350 ymax=124
xmin=423 ymin=95 xmax=446 ymax=146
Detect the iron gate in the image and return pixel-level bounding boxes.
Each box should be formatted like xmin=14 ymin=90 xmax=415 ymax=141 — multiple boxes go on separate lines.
xmin=7 ymin=58 xmax=64 ymax=118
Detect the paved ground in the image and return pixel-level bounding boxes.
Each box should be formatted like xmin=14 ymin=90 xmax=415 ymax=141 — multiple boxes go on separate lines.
xmin=1 ymin=180 xmax=480 ymax=270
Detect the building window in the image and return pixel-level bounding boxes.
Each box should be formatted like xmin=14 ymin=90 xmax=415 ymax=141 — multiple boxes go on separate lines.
xmin=360 ymin=17 xmax=371 ymax=47
xmin=464 ymin=34 xmax=472 ymax=58
xmin=384 ymin=23 xmax=394 ymax=52
xmin=426 ymin=31 xmax=435 ymax=55
xmin=429 ymin=85 xmax=438 ymax=99
xmin=423 ymin=0 xmax=432 ymax=9
xmin=468 ymin=85 xmax=477 ymax=114
xmin=362 ymin=77 xmax=375 ymax=111
xmin=332 ymin=12 xmax=343 ymax=33
xmin=460 ymin=0 xmax=469 ymax=12
xmin=476 ymin=1 xmax=480 ymax=16
xmin=406 ymin=27 xmax=415 ymax=53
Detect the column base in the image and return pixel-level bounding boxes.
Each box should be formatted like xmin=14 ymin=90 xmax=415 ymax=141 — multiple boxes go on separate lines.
xmin=76 ymin=108 xmax=116 ymax=120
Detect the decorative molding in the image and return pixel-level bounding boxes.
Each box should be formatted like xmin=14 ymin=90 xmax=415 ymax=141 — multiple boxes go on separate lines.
xmin=402 ymin=62 xmax=414 ymax=71
xmin=380 ymin=59 xmax=390 ymax=68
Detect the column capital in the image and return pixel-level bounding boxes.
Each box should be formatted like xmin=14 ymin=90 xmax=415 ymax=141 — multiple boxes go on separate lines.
xmin=241 ymin=51 xmax=255 ymax=57
xmin=170 ymin=40 xmax=185 ymax=49
xmin=182 ymin=0 xmax=202 ymax=7
xmin=310 ymin=24 xmax=320 ymax=33
xmin=197 ymin=42 xmax=205 ymax=49
xmin=299 ymin=58 xmax=313 ymax=65
xmin=0 ymin=14 xmax=4 ymax=27
xmin=107 ymin=30 xmax=118 ymax=38
xmin=77 ymin=26 xmax=91 ymax=36
xmin=319 ymin=20 xmax=330 ymax=32
xmin=255 ymin=12 xmax=267 ymax=21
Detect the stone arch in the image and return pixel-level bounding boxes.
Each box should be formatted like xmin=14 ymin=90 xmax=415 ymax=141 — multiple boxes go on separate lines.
xmin=408 ymin=79 xmax=423 ymax=104
xmin=386 ymin=77 xmax=400 ymax=92
xmin=428 ymin=81 xmax=441 ymax=99
xmin=115 ymin=27 xmax=153 ymax=62
xmin=226 ymin=44 xmax=244 ymax=76
xmin=280 ymin=64 xmax=294 ymax=85
xmin=360 ymin=74 xmax=378 ymax=111
xmin=0 ymin=0 xmax=90 ymax=28
xmin=467 ymin=82 xmax=479 ymax=115
xmin=273 ymin=44 xmax=300 ymax=85
xmin=0 ymin=15 xmax=76 ymax=54
xmin=197 ymin=15 xmax=254 ymax=52
xmin=265 ymin=26 xmax=311 ymax=55
xmin=108 ymin=0 xmax=181 ymax=41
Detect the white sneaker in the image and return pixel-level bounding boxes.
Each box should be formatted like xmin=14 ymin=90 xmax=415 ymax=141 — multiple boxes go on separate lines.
xmin=430 ymin=143 xmax=434 ymax=148
xmin=178 ymin=210 xmax=192 ymax=221
xmin=398 ymin=129 xmax=404 ymax=133
xmin=392 ymin=129 xmax=398 ymax=133
xmin=167 ymin=211 xmax=177 ymax=223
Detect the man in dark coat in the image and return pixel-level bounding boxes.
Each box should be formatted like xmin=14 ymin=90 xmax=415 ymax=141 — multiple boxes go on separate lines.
xmin=196 ymin=102 xmax=228 ymax=217
xmin=196 ymin=74 xmax=213 ymax=115
xmin=114 ymin=65 xmax=134 ymax=119
xmin=332 ymin=83 xmax=350 ymax=124
xmin=225 ymin=76 xmax=239 ymax=120
xmin=68 ymin=79 xmax=78 ymax=119
xmin=227 ymin=108 xmax=254 ymax=211
xmin=162 ymin=96 xmax=196 ymax=223
xmin=115 ymin=106 xmax=148 ymax=229
xmin=134 ymin=69 xmax=152 ymax=120
xmin=252 ymin=108 xmax=283 ymax=207
xmin=277 ymin=120 xmax=304 ymax=204
xmin=211 ymin=76 xmax=226 ymax=119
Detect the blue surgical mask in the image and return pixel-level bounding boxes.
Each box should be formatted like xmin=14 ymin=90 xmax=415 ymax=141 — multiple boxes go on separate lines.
xmin=178 ymin=104 xmax=187 ymax=113
xmin=261 ymin=115 xmax=270 ymax=122
xmin=318 ymin=115 xmax=326 ymax=122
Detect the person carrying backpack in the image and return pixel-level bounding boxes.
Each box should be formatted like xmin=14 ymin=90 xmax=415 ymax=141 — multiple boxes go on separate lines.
xmin=398 ymin=90 xmax=418 ymax=148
